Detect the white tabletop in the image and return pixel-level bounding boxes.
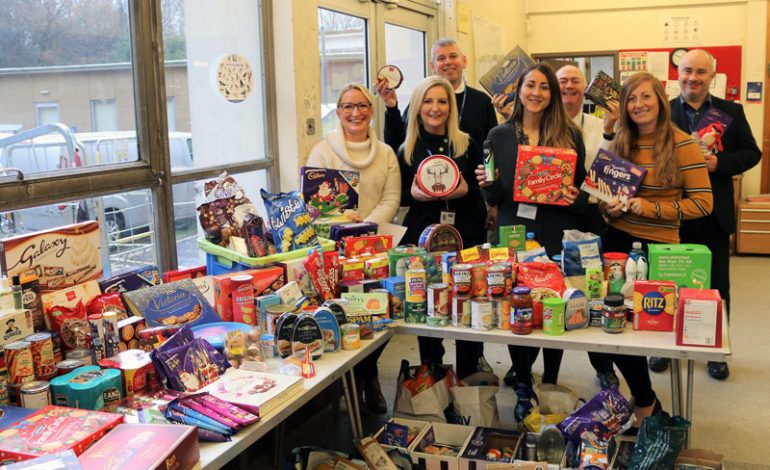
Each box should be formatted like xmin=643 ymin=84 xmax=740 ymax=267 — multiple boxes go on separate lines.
xmin=393 ymin=315 xmax=731 ymax=362
xmin=197 ymin=328 xmax=394 ymax=470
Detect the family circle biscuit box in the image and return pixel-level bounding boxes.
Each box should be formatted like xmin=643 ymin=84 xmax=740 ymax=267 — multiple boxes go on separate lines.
xmin=0 ymin=405 xmax=124 ymax=461
xmin=300 ymin=167 xmax=360 ymax=216
xmin=0 ymin=221 xmax=102 ymax=293
xmin=513 ymin=145 xmax=578 ymax=206
xmin=123 ymin=278 xmax=220 ymax=327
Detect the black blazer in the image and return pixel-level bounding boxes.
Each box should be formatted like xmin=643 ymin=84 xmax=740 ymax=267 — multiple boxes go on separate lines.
xmin=670 ymin=95 xmax=761 ymax=233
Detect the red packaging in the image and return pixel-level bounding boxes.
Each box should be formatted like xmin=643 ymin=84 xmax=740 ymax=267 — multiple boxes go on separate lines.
xmin=323 ymin=250 xmax=340 ymax=291
xmin=676 ymin=288 xmax=723 ymax=348
xmin=162 ymin=265 xmax=207 ymax=283
xmin=213 ymin=266 xmax=285 ymax=321
xmin=513 ymin=145 xmax=578 ymax=206
xmin=303 ymin=250 xmax=335 ymax=301
xmin=339 ymin=258 xmax=365 ymax=283
xmin=517 ymin=262 xmax=567 ymax=329
xmin=342 ymin=235 xmax=393 ymax=258
xmin=86 ymin=292 xmax=128 ymax=320
xmin=48 ymin=302 xmax=90 ymax=352
xmin=633 ymin=280 xmax=676 ymax=331
xmin=231 ymin=275 xmax=257 ymax=326
xmin=0 ymin=405 xmax=124 ymax=461
xmin=469 ymin=263 xmax=487 ymax=298
xmin=78 ymin=423 xmax=198 ymax=470
xmin=98 ymin=349 xmax=157 ymax=399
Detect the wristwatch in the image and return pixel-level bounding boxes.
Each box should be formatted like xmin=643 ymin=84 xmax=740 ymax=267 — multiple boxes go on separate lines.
xmin=603 ymin=131 xmax=616 ymax=141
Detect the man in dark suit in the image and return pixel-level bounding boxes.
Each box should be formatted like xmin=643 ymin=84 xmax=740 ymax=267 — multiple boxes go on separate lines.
xmin=651 ymin=49 xmax=761 ymax=379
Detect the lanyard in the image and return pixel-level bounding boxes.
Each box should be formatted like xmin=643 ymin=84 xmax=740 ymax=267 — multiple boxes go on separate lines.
xmin=456 ymin=89 xmax=468 ymax=124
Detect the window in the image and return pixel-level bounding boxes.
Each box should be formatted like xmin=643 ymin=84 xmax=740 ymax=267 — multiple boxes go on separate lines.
xmin=167 ymin=97 xmax=177 ymax=132
xmin=91 ymin=100 xmax=118 ymax=132
xmin=383 ymin=23 xmax=426 ymax=112
xmin=35 ymin=103 xmax=60 ymax=126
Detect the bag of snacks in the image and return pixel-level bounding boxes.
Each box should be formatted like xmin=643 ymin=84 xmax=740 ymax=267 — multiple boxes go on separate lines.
xmin=557 ymin=387 xmax=632 ymax=443
xmin=261 ymin=189 xmax=319 ymax=253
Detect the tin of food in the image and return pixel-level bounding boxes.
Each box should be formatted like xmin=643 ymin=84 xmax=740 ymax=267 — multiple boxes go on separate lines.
xmin=377 ymin=64 xmax=403 ymax=89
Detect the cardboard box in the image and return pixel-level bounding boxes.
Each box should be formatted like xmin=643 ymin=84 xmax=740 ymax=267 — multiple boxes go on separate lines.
xmin=279 ymin=258 xmax=319 ymax=301
xmin=633 ymin=280 xmax=676 ymax=331
xmin=78 ymin=423 xmax=199 ymax=470
xmin=374 ymin=418 xmax=431 ymax=453
xmin=192 ymin=275 xmax=215 ymax=308
xmin=0 ymin=450 xmax=83 ymax=469
xmin=0 ymin=221 xmax=102 ymax=293
xmin=0 ymin=309 xmax=34 ymax=350
xmin=0 ymin=406 xmax=35 ymax=432
xmin=0 ymin=405 xmax=123 ymax=462
xmin=513 ymin=145 xmax=578 ymax=207
xmin=675 ymin=449 xmax=724 ymax=470
xmin=98 ymin=266 xmax=160 ymax=294
xmin=412 ymin=423 xmax=475 ymax=470
xmin=41 ymin=280 xmax=102 ymax=312
xmin=123 ymin=279 xmax=220 ymax=328
xmin=380 ymin=276 xmax=405 ymax=320
xmin=676 ymin=288 xmax=723 ymax=348
xmin=498 ymin=225 xmax=527 ymax=252
xmin=460 ymin=427 xmax=522 ymax=470
xmin=213 ymin=266 xmax=285 ymax=321
xmin=648 ymin=244 xmax=711 ymax=289
xmin=162 ymin=265 xmax=206 ymax=283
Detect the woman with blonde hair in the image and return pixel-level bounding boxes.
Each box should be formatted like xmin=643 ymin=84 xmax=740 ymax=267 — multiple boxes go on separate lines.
xmin=399 ymin=75 xmax=487 ymax=379
xmin=601 ymin=72 xmax=713 ymax=432
xmin=306 ymin=82 xmax=401 ymax=413
xmin=476 ymin=62 xmax=586 ymax=422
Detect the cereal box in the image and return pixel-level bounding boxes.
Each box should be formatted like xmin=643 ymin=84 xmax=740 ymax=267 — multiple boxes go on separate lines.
xmin=0 ymin=309 xmax=34 ymax=350
xmin=633 ymin=280 xmax=676 ymax=331
xmin=581 ymin=148 xmax=647 ymax=206
xmin=0 ymin=221 xmax=102 ymax=293
xmin=0 ymin=405 xmax=123 ymax=461
xmin=123 ymin=279 xmax=220 ymax=328
xmin=300 ymin=167 xmax=360 ymax=216
xmin=513 ymin=145 xmax=578 ymax=206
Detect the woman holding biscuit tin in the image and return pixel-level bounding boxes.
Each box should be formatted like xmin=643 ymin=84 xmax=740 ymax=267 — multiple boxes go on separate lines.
xmin=475 ymin=63 xmax=586 ymax=422
xmin=600 ymin=72 xmax=713 ymax=431
xmin=399 ymin=75 xmax=487 ymax=380
xmin=307 ymin=82 xmax=400 ymax=413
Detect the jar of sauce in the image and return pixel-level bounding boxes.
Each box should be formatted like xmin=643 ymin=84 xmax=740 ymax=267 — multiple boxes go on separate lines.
xmin=601 ymin=293 xmax=626 ymax=333
xmin=510 ymin=287 xmax=533 ymax=335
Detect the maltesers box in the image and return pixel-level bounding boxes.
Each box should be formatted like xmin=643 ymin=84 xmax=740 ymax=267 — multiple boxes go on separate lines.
xmin=0 ymin=405 xmax=124 ymax=462
xmin=412 ymin=423 xmax=475 ymax=470
xmin=374 ymin=417 xmax=430 ymax=453
xmin=459 ymin=427 xmax=522 ymax=470
xmin=676 ymin=288 xmax=723 ymax=348
xmin=648 ymin=244 xmax=711 ymax=289
xmin=78 ymin=423 xmax=199 ymax=470
xmin=633 ymin=280 xmax=676 ymax=331
xmin=0 ymin=221 xmax=102 ymax=293
xmin=213 ymin=266 xmax=285 ymax=321
xmin=0 ymin=309 xmax=34 ymax=350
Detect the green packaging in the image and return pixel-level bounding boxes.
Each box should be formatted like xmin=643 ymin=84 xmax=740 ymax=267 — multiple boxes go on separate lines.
xmin=585 ymin=266 xmax=603 ymax=299
xmin=648 ymin=244 xmax=711 ymax=289
xmin=542 ymin=297 xmax=566 ymax=335
xmin=498 ymin=225 xmax=527 ymax=251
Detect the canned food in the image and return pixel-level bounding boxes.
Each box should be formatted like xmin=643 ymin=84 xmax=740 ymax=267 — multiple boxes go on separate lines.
xmin=0 ymin=370 xmax=9 ymax=405
xmin=56 ymin=359 xmax=84 ymax=376
xmin=405 ymin=268 xmax=427 ymax=323
xmin=451 ymin=297 xmax=470 ymax=327
xmin=542 ymin=297 xmax=566 ymax=336
xmin=25 ymin=333 xmax=56 ymax=380
xmin=588 ymin=299 xmax=604 ymax=328
xmin=19 ymin=380 xmax=51 ymax=409
xmin=102 ymin=311 xmax=121 ymax=357
xmin=5 ymin=341 xmax=34 ymax=385
xmin=427 ymin=284 xmax=449 ymax=319
xmin=51 ymin=331 xmax=64 ymax=364
xmin=341 ymin=324 xmax=361 ymax=350
xmin=486 ymin=264 xmax=508 ymax=300
xmin=451 ymin=264 xmax=472 ymax=298
xmin=469 ymin=264 xmax=488 ymax=298
xmin=231 ymin=275 xmax=257 ymax=326
xmin=471 ymin=299 xmax=493 ymax=331
xmin=265 ymin=304 xmax=298 ymax=335
xmin=495 ymin=298 xmax=511 ymax=330
xmin=66 ymin=348 xmax=93 ymax=366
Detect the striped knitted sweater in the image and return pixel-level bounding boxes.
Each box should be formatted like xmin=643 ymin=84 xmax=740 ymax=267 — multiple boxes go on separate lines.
xmin=607 ymin=129 xmax=713 ymax=243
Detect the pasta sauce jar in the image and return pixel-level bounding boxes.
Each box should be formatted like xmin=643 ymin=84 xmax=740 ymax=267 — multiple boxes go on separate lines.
xmin=601 ymin=293 xmax=626 ymax=333
xmin=510 ymin=287 xmax=533 ymax=335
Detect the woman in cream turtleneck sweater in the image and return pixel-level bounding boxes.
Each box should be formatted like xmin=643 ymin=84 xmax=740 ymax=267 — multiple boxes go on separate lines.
xmin=306 ymin=83 xmax=400 ymax=226
xmin=306 ymin=83 xmax=399 ymax=414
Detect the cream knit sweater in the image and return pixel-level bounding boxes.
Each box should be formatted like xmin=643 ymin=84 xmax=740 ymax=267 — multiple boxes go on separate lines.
xmin=306 ymin=126 xmax=401 ymax=226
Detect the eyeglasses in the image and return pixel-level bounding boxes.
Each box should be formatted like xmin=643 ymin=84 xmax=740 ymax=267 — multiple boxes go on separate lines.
xmin=338 ymin=102 xmax=372 ymax=113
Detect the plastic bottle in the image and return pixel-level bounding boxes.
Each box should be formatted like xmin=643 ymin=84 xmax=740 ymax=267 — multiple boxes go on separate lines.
xmin=525 ymin=232 xmax=541 ymax=250
xmin=628 ymin=242 xmax=648 ymax=280
xmin=10 ymin=275 xmax=23 ymax=310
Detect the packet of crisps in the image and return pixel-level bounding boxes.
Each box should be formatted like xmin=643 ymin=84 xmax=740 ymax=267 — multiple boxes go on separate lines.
xmin=261 ymin=189 xmax=319 ymax=253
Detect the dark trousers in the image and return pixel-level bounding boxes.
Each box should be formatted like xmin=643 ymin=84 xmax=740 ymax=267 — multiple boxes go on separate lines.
xmin=681 ymin=215 xmax=731 ymax=314
xmin=354 ymin=342 xmax=387 ymax=381
xmin=601 ymin=225 xmax=658 ymax=407
xmin=418 ymin=336 xmax=484 ymax=379
xmin=507 ymin=345 xmax=563 ymax=385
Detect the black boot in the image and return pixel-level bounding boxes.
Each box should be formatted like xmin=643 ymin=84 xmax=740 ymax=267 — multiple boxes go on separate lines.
xmin=514 ymin=382 xmax=537 ymax=423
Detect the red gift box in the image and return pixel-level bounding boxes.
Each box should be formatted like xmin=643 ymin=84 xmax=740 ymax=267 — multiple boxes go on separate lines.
xmin=0 ymin=406 xmax=124 ymax=462
xmin=162 ymin=265 xmax=207 ymax=283
xmin=78 ymin=423 xmax=199 ymax=470
xmin=213 ymin=266 xmax=285 ymax=321
xmin=513 ymin=145 xmax=578 ymax=206
xmin=676 ymin=288 xmax=723 ymax=348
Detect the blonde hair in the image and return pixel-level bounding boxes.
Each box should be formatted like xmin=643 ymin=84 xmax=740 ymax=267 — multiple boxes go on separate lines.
xmin=403 ymin=76 xmax=469 ymax=165
xmin=508 ymin=63 xmax=579 ymax=148
xmin=610 ymin=72 xmax=681 ymax=187
xmin=336 ymin=82 xmax=375 ymax=108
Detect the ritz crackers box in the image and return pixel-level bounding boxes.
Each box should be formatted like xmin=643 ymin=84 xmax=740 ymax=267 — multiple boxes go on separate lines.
xmin=513 ymin=145 xmax=578 ymax=207
xmin=78 ymin=423 xmax=199 ymax=470
xmin=0 ymin=221 xmax=102 ymax=293
xmin=0 ymin=406 xmax=123 ymax=462
xmin=633 ymin=280 xmax=676 ymax=331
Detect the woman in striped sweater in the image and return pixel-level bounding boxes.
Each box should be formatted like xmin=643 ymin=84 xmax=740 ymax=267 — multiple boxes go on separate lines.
xmin=601 ymin=72 xmax=713 ymax=431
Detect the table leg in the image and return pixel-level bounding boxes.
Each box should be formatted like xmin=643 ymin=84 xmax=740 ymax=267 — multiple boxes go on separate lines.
xmin=685 ymin=359 xmax=694 ymax=448
xmin=670 ymin=358 xmax=682 ymax=417
xmin=347 ymin=370 xmax=363 ymax=440
xmin=272 ymin=422 xmax=285 ymax=467
xmin=340 ymin=376 xmax=359 ymax=440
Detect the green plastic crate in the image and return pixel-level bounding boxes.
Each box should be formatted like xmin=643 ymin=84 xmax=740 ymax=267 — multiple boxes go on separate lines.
xmin=199 ymin=237 xmax=336 ymax=274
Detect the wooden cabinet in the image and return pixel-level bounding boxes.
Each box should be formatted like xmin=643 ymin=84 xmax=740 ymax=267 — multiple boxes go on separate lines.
xmin=737 ymin=200 xmax=770 ymax=254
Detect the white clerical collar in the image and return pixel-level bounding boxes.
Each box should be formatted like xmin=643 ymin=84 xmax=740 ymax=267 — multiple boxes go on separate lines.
xmin=454 ymin=81 xmax=466 ymax=94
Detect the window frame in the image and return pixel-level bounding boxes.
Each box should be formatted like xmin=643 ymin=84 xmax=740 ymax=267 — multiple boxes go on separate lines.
xmin=0 ymin=0 xmax=279 ymax=271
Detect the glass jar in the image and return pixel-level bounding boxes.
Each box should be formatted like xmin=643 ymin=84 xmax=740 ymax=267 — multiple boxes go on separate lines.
xmin=601 ymin=293 xmax=626 ymax=333
xmin=510 ymin=286 xmax=533 ymax=335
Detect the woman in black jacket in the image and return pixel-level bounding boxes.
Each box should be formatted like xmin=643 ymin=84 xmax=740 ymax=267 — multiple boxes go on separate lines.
xmin=476 ymin=63 xmax=587 ymax=422
xmin=398 ymin=75 xmax=487 ymax=379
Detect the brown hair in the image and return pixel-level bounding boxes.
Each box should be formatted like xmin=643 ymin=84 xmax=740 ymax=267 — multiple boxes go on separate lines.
xmin=611 ymin=72 xmax=681 ymax=187
xmin=509 ymin=63 xmax=579 ymax=148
